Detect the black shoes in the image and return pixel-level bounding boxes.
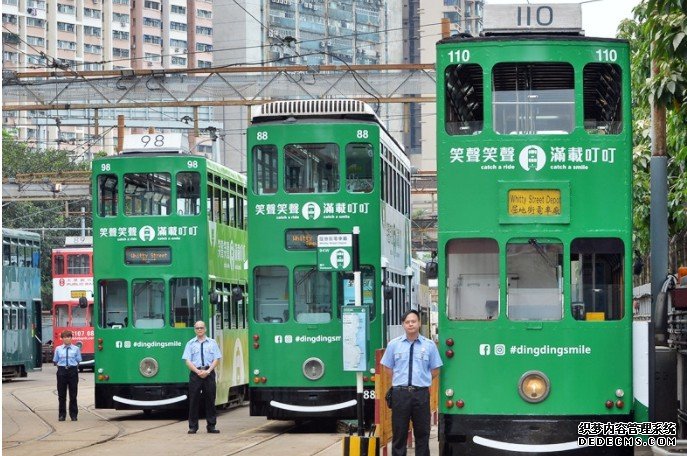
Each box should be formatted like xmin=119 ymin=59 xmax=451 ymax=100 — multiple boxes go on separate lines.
xmin=71 ymin=417 xmax=77 ymax=421
xmin=207 ymin=428 xmax=220 ymax=434
xmin=188 ymin=429 xmax=197 ymax=434
xmin=58 ymin=417 xmax=65 ymax=422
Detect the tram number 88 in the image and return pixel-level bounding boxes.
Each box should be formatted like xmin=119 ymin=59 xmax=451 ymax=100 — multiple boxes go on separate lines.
xmin=363 ymin=390 xmax=376 ymax=400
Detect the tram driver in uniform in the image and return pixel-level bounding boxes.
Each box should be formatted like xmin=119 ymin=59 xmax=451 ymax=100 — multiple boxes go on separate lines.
xmin=381 ymin=309 xmax=442 ymax=456
xmin=182 ymin=321 xmax=222 ymax=434
xmin=53 ymin=329 xmax=82 ymax=421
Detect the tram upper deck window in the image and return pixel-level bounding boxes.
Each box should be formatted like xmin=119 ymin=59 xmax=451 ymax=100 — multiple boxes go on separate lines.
xmin=584 ymin=63 xmax=622 ymax=134
xmin=98 ymin=279 xmax=127 ymax=328
xmin=254 ymin=266 xmax=288 ymax=323
xmin=97 ymin=174 xmax=118 ymax=217
xmin=176 ymin=172 xmax=200 ymax=216
xmin=444 ymin=63 xmax=484 ymax=135
xmin=493 ymin=63 xmax=574 ymax=135
xmin=285 ymin=143 xmax=339 ymax=193
xmin=506 ymin=240 xmax=563 ymax=321
xmin=170 ymin=277 xmax=202 ymax=328
xmin=252 ymin=145 xmax=278 ymax=195
xmin=67 ymin=254 xmax=90 ymax=275
xmin=124 ymin=173 xmax=171 ymax=216
xmin=294 ymin=266 xmax=332 ymax=323
xmin=132 ymin=279 xmax=165 ymax=328
xmin=346 ymin=143 xmax=373 ymax=193
xmin=446 ymin=238 xmax=499 ymax=320
xmin=54 ymin=254 xmax=65 ymax=275
xmin=571 ymin=238 xmax=624 ymax=321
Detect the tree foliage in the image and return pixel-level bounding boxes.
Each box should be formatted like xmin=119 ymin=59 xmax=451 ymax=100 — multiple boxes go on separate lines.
xmin=618 ymin=0 xmax=687 ymax=261
xmin=2 ymin=131 xmax=92 ymax=309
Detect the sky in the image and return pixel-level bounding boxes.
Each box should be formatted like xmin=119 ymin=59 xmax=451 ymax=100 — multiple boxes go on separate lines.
xmin=484 ymin=0 xmax=641 ymax=38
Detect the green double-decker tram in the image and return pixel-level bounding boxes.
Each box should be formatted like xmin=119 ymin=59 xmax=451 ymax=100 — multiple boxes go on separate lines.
xmin=92 ymin=134 xmax=248 ymax=410
xmin=247 ymin=99 xmax=412 ymax=423
xmin=435 ymin=4 xmax=633 ymax=455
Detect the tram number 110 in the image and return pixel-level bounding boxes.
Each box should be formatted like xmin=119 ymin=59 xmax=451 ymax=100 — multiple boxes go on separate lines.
xmin=517 ymin=6 xmax=554 ymax=27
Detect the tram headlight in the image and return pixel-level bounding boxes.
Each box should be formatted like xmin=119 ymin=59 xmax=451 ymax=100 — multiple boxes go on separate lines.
xmin=518 ymin=371 xmax=550 ymax=403
xmin=139 ymin=357 xmax=159 ymax=378
xmin=302 ymin=357 xmax=325 ymax=381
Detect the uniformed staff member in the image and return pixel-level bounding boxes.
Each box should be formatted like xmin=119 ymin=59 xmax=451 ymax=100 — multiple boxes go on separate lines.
xmin=381 ymin=309 xmax=442 ymax=456
xmin=53 ymin=329 xmax=82 ymax=421
xmin=182 ymin=321 xmax=222 ymax=434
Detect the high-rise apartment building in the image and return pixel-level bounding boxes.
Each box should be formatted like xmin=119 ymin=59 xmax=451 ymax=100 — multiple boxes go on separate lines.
xmin=213 ymin=0 xmax=404 ymax=171
xmin=2 ymin=0 xmax=215 ymax=155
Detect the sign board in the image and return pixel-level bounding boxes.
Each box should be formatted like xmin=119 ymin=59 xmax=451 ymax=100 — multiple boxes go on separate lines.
xmin=317 ymin=234 xmax=352 ymax=272
xmin=508 ymin=189 xmax=561 ymax=216
xmin=124 ymin=246 xmax=172 ymax=265
xmin=65 ymin=236 xmax=93 ymax=246
xmin=483 ymin=3 xmax=582 ymax=34
xmin=342 ymin=305 xmax=368 ymax=372
xmin=122 ymin=133 xmax=187 ymax=153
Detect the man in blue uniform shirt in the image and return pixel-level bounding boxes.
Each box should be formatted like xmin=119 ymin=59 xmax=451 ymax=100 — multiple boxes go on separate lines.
xmin=182 ymin=320 xmax=222 ymax=434
xmin=53 ymin=330 xmax=82 ymax=421
xmin=381 ymin=310 xmax=442 ymax=456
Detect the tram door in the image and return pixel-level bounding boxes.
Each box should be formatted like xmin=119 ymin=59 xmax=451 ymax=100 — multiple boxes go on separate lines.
xmin=32 ymin=299 xmax=43 ymax=368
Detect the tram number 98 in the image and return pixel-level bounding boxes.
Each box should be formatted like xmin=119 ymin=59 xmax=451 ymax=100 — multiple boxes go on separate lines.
xmin=140 ymin=134 xmax=165 ymax=147
xmin=447 ymin=49 xmax=471 ymax=63
xmin=595 ymin=49 xmax=618 ymax=62
xmin=187 ymin=160 xmax=199 ymax=169
xmin=100 ymin=163 xmax=111 ymax=171
xmin=363 ymin=390 xmax=376 ymax=400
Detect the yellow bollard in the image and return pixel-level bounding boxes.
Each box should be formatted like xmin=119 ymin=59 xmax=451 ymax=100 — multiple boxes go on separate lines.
xmin=342 ymin=435 xmax=380 ymax=456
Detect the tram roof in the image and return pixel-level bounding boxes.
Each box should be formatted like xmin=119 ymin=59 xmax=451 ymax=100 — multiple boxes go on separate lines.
xmin=2 ymin=228 xmax=40 ymax=241
xmin=437 ymin=34 xmax=627 ymax=46
xmin=251 ymin=99 xmax=380 ymax=123
xmin=251 ymin=98 xmax=407 ymax=157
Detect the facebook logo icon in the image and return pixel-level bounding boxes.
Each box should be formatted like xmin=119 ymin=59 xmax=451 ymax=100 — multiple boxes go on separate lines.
xmin=479 ymin=344 xmax=491 ymax=356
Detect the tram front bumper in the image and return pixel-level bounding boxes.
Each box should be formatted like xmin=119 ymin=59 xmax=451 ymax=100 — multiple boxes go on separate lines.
xmin=95 ymin=383 xmax=188 ymax=410
xmin=439 ymin=414 xmax=634 ymax=456
xmin=250 ymin=386 xmax=367 ymax=420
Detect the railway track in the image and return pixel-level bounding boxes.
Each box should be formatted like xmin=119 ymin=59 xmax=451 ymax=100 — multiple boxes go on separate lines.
xmin=2 ymin=367 xmax=345 ymax=456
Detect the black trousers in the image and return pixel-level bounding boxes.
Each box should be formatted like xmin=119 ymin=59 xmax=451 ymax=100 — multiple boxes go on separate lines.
xmin=391 ymin=387 xmax=431 ymax=456
xmin=56 ymin=367 xmax=79 ymax=419
xmin=188 ymin=371 xmax=217 ymax=431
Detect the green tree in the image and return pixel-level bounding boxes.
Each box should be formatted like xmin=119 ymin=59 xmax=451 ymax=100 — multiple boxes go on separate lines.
xmin=2 ymin=131 xmax=92 ymax=309
xmin=618 ymin=0 xmax=687 ymax=269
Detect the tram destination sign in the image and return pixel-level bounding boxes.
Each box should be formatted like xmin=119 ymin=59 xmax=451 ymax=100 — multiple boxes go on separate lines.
xmin=317 ymin=234 xmax=353 ymax=272
xmin=124 ymin=246 xmax=172 ymax=265
xmin=508 ymin=189 xmax=561 ymax=216
xmin=483 ymin=3 xmax=582 ymax=34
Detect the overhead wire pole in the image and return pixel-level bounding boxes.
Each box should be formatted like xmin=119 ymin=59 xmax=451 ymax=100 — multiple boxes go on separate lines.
xmin=649 ymin=41 xmax=669 ymax=423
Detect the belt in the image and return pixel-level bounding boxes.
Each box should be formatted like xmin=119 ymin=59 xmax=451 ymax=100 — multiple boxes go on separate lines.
xmin=197 ymin=366 xmax=210 ymax=370
xmin=58 ymin=366 xmax=77 ymax=369
xmin=394 ymin=386 xmax=428 ymax=391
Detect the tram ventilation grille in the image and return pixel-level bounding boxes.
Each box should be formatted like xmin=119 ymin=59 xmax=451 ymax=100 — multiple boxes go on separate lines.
xmin=256 ymin=99 xmax=375 ymax=118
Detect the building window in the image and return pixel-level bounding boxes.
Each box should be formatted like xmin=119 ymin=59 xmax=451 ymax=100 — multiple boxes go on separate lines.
xmin=171 ymin=4 xmax=186 ymax=14
xmin=196 ymin=26 xmax=212 ymax=36
xmin=171 ymin=56 xmax=187 ymax=65
xmin=144 ymin=0 xmax=160 ymax=9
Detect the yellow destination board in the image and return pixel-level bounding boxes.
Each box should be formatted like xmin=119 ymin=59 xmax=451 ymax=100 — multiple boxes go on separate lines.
xmin=71 ymin=290 xmax=88 ymax=298
xmin=508 ymin=189 xmax=561 ymax=216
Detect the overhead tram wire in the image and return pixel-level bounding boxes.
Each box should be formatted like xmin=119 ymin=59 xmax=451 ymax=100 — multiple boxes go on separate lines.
xmin=4 ymin=18 xmax=445 ymax=77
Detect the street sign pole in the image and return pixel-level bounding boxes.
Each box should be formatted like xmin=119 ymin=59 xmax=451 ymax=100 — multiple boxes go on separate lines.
xmin=352 ymin=226 xmax=364 ymax=436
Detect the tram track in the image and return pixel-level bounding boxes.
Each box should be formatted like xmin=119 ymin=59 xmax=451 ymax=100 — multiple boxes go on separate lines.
xmin=3 ymin=384 xmax=56 ymax=449
xmin=3 ymin=369 xmax=345 ymax=456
